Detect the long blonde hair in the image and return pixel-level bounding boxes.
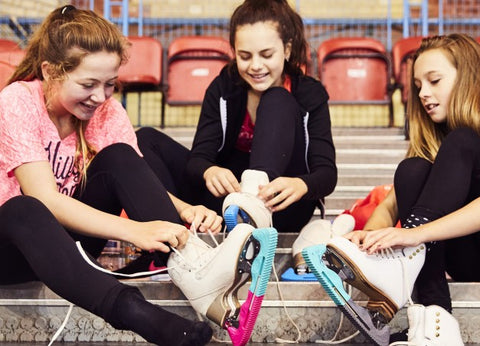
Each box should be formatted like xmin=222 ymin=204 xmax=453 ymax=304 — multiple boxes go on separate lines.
xmin=406 ymin=33 xmax=480 ymax=161
xmin=9 ymin=5 xmax=129 ymax=182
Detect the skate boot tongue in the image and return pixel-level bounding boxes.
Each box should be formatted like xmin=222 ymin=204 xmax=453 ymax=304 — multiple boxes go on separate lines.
xmin=223 ymin=169 xmax=272 ymax=232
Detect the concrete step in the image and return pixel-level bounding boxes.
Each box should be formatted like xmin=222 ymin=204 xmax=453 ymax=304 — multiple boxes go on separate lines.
xmin=1 ymin=247 xmax=478 ymax=344
xmin=1 ymin=281 xmax=477 ymax=344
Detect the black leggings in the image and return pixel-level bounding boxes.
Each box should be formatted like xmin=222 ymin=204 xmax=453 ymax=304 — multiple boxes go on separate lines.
xmin=0 ymin=143 xmax=205 ymax=345
xmin=137 ymin=87 xmax=317 ymax=233
xmin=394 ymin=127 xmax=480 ymax=309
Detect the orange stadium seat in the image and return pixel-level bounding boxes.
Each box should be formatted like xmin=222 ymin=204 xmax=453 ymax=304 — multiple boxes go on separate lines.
xmin=392 ymin=36 xmax=424 ymax=106
xmin=0 ymin=49 xmax=25 ymax=67
xmin=118 ymin=36 xmax=163 ymax=125
xmin=162 ymin=35 xmax=233 ymax=127
xmin=0 ymin=38 xmax=21 ymax=52
xmin=0 ymin=61 xmax=15 ymax=90
xmin=317 ymin=37 xmax=393 ymax=126
xmin=0 ymin=38 xmax=25 ymax=68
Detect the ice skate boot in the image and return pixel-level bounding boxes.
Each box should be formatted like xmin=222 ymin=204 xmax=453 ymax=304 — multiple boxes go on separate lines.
xmin=293 ymin=214 xmax=355 ymax=274
xmin=167 ymin=223 xmax=278 ymax=346
xmin=392 ymin=304 xmax=464 ymax=346
xmin=303 ymin=237 xmax=426 ymax=345
xmin=223 ymin=169 xmax=272 ymax=231
xmin=281 ymin=214 xmax=355 ymax=282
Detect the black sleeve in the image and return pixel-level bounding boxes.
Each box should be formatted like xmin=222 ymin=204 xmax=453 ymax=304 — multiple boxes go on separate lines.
xmin=297 ymin=77 xmax=337 ymax=200
xmin=185 ymin=75 xmax=225 ymax=185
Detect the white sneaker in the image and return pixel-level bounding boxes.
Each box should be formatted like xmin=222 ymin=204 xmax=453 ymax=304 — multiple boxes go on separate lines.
xmin=403 ymin=304 xmax=464 ymax=346
xmin=167 ymin=223 xmax=278 ymax=346
xmin=223 ymin=169 xmax=272 ymax=231
xmin=291 ymin=214 xmax=355 ymax=274
xmin=324 ymin=237 xmax=426 ymax=322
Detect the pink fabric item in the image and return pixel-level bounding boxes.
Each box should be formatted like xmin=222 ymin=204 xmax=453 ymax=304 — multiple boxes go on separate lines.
xmin=0 ymin=79 xmax=141 ymax=205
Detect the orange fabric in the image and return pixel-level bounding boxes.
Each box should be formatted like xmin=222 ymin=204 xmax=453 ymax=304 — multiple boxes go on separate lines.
xmin=283 ymin=75 xmax=291 ymax=92
xmin=343 ymin=184 xmax=401 ymax=230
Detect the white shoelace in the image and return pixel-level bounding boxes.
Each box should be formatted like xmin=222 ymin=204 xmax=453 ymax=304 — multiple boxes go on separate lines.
xmin=49 ymin=222 xmax=212 ymax=345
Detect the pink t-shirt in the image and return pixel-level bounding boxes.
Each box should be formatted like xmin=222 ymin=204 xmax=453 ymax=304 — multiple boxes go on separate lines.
xmin=0 ymin=79 xmax=141 ymax=206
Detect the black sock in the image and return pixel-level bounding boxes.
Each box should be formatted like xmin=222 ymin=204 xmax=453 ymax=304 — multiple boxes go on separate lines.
xmin=107 ymin=287 xmax=213 ymax=345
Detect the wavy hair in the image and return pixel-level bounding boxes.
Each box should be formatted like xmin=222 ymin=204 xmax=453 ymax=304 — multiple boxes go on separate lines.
xmin=9 ymin=5 xmax=130 ymax=185
xmin=407 ymin=33 xmax=480 ymax=161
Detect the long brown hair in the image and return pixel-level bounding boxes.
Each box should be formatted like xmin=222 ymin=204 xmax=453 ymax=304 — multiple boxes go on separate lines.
xmin=9 ymin=5 xmax=130 ymax=183
xmin=407 ymin=34 xmax=480 ymax=161
xmin=228 ymin=0 xmax=308 ymax=76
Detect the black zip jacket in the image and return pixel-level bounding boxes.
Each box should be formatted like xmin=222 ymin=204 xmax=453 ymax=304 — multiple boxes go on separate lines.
xmin=186 ymin=65 xmax=337 ymax=201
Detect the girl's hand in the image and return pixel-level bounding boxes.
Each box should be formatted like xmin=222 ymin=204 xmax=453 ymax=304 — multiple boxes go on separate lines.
xmin=344 ymin=227 xmax=424 ymax=255
xmin=258 ymin=177 xmax=308 ymax=212
xmin=203 ymin=166 xmax=241 ymax=197
xmin=179 ymin=204 xmax=223 ymax=234
xmin=128 ymin=220 xmax=190 ymax=253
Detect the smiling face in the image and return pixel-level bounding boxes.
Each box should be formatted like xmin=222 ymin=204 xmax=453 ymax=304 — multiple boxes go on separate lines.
xmin=234 ymin=21 xmax=291 ymax=95
xmin=413 ymin=48 xmax=458 ymax=124
xmin=45 ymin=50 xmax=120 ymax=122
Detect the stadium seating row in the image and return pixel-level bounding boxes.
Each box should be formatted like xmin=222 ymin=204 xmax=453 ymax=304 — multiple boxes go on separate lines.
xmin=117 ymin=35 xmax=420 ymax=128
xmin=0 ymin=35 xmax=461 ymax=128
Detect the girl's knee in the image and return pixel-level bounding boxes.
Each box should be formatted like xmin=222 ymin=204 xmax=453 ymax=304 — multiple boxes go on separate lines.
xmin=2 ymin=195 xmax=46 ymax=215
xmin=136 ymin=126 xmax=160 ymax=143
xmin=258 ymin=87 xmax=299 ymax=121
xmin=395 ymin=157 xmax=432 ymax=185
xmin=93 ymin=143 xmax=140 ymax=170
xmin=0 ymin=196 xmax=53 ymax=230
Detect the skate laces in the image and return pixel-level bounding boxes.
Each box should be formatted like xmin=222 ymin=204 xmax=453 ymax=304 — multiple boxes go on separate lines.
xmin=269 ymin=262 xmax=359 ymax=345
xmin=47 ymin=303 xmax=74 ymax=346
xmin=169 ymin=222 xmax=218 ymax=270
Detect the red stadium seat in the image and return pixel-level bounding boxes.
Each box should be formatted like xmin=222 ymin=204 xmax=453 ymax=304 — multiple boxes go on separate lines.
xmin=0 ymin=38 xmax=21 ymax=52
xmin=163 ymin=35 xmax=233 ymax=127
xmin=392 ymin=36 xmax=424 ymax=106
xmin=0 ymin=49 xmax=25 ymax=67
xmin=0 ymin=61 xmax=15 ymax=90
xmin=118 ymin=36 xmax=163 ymax=126
xmin=317 ymin=37 xmax=393 ymax=126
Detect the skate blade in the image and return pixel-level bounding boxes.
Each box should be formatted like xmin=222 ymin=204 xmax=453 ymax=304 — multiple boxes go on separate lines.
xmin=302 ymin=245 xmax=391 ymax=346
xmin=224 ymin=205 xmax=251 ymax=232
xmin=226 ymin=227 xmax=278 ymax=346
xmin=206 ymin=229 xmax=258 ymax=326
xmin=325 ymin=245 xmax=397 ymax=322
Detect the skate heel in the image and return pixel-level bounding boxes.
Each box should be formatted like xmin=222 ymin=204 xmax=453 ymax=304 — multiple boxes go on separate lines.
xmin=366 ymin=300 xmax=396 ymax=322
xmin=226 ymin=227 xmax=277 ymax=346
xmin=224 ymin=205 xmax=250 ymax=232
xmin=303 ymin=245 xmax=391 ymax=346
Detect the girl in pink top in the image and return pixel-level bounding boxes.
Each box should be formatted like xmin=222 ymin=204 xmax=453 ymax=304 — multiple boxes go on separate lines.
xmin=0 ymin=5 xmax=222 ymax=345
